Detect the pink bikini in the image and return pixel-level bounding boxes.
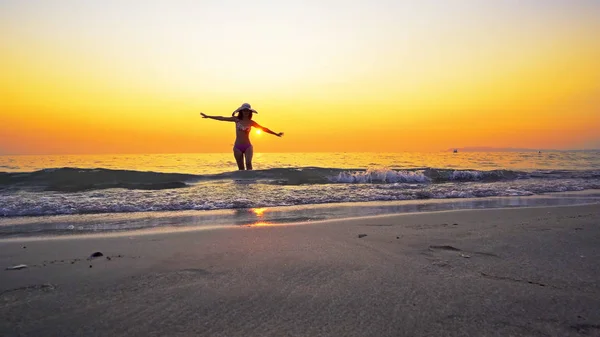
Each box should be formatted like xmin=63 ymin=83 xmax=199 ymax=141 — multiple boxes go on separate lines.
xmin=234 ymin=121 xmax=252 ymax=153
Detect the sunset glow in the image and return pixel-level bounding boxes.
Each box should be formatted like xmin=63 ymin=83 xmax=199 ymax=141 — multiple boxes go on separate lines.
xmin=1 ymin=1 xmax=599 ymax=155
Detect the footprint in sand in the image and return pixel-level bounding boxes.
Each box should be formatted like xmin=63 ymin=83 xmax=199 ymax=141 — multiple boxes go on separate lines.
xmin=178 ymin=268 xmax=211 ymax=276
xmin=429 ymin=245 xmax=461 ymax=251
xmin=428 ymin=245 xmax=500 ymax=258
xmin=0 ymin=283 xmax=56 ymax=298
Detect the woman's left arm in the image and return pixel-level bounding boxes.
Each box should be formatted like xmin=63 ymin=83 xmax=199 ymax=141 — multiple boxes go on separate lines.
xmin=252 ymin=121 xmax=284 ymax=137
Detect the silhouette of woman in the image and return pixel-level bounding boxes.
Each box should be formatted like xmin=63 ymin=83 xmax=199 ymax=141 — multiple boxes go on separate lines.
xmin=200 ymin=103 xmax=283 ymax=170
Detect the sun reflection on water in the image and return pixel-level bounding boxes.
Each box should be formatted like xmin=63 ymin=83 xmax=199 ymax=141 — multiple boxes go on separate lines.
xmin=246 ymin=221 xmax=274 ymax=227
xmin=252 ymin=208 xmax=267 ymax=217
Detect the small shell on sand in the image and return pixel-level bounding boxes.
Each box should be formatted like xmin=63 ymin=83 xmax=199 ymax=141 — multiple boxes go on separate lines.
xmin=88 ymin=252 xmax=104 ymax=260
xmin=6 ymin=264 xmax=28 ymax=270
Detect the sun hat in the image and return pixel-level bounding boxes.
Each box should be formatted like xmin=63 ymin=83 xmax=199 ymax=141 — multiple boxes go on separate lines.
xmin=232 ymin=103 xmax=258 ymax=115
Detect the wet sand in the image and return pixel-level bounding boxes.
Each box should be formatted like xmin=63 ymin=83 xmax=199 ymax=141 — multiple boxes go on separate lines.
xmin=1 ymin=204 xmax=600 ymax=337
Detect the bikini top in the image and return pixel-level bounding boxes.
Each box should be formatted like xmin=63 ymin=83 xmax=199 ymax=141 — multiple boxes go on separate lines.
xmin=236 ymin=120 xmax=251 ymax=132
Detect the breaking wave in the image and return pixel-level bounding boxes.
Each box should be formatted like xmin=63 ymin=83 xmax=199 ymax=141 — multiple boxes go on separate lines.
xmin=3 ymin=166 xmax=598 ymax=192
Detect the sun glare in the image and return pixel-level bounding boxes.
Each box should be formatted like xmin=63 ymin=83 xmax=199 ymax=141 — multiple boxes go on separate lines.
xmin=256 ymin=130 xmax=262 ymax=135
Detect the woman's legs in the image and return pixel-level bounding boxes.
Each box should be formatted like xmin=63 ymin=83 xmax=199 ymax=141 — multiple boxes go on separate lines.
xmin=233 ymin=148 xmax=245 ymax=170
xmin=244 ymin=146 xmax=254 ymax=170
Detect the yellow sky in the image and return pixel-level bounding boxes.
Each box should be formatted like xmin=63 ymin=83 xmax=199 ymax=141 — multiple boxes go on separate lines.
xmin=1 ymin=0 xmax=599 ymax=154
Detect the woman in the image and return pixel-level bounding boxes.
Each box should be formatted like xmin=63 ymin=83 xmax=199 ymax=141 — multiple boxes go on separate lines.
xmin=200 ymin=103 xmax=283 ymax=170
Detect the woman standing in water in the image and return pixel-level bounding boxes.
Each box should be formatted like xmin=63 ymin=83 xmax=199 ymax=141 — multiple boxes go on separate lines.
xmin=200 ymin=103 xmax=283 ymax=170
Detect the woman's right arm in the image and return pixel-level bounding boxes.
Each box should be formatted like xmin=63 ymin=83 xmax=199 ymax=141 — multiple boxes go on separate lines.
xmin=200 ymin=113 xmax=237 ymax=122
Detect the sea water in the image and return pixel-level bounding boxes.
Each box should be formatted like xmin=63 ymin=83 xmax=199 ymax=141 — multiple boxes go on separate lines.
xmin=1 ymin=152 xmax=599 ymax=237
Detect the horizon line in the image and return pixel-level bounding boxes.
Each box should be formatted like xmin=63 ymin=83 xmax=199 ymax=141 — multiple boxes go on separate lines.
xmin=2 ymin=148 xmax=599 ymax=156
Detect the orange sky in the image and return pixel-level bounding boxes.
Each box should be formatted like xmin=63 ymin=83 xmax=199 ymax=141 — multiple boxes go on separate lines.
xmin=1 ymin=1 xmax=599 ymax=154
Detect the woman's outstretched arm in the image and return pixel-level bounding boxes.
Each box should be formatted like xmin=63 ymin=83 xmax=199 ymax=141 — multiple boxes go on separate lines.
xmin=200 ymin=113 xmax=237 ymax=122
xmin=252 ymin=121 xmax=284 ymax=137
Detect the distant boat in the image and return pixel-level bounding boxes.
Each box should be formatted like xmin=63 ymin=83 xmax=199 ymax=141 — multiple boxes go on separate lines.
xmin=453 ymin=149 xmax=458 ymax=153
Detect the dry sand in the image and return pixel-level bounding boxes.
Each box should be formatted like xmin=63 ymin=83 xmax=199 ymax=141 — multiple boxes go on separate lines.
xmin=1 ymin=204 xmax=600 ymax=337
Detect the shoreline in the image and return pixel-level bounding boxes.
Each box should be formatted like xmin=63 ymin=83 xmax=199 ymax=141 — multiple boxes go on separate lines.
xmin=2 ymin=204 xmax=600 ymax=336
xmin=0 ymin=201 xmax=599 ymax=243
xmin=2 ymin=189 xmax=600 ymax=240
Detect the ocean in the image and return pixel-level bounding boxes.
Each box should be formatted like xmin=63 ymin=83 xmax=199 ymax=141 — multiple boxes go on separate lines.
xmin=1 ymin=151 xmax=599 ymax=238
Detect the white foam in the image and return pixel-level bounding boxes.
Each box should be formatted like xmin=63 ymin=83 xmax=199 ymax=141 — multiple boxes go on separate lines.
xmin=1 ymin=177 xmax=599 ymax=218
xmin=450 ymin=170 xmax=484 ymax=181
xmin=329 ymin=168 xmax=430 ymax=184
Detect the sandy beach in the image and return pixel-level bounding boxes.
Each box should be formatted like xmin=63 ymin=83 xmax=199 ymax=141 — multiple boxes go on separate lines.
xmin=1 ymin=204 xmax=599 ymax=337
